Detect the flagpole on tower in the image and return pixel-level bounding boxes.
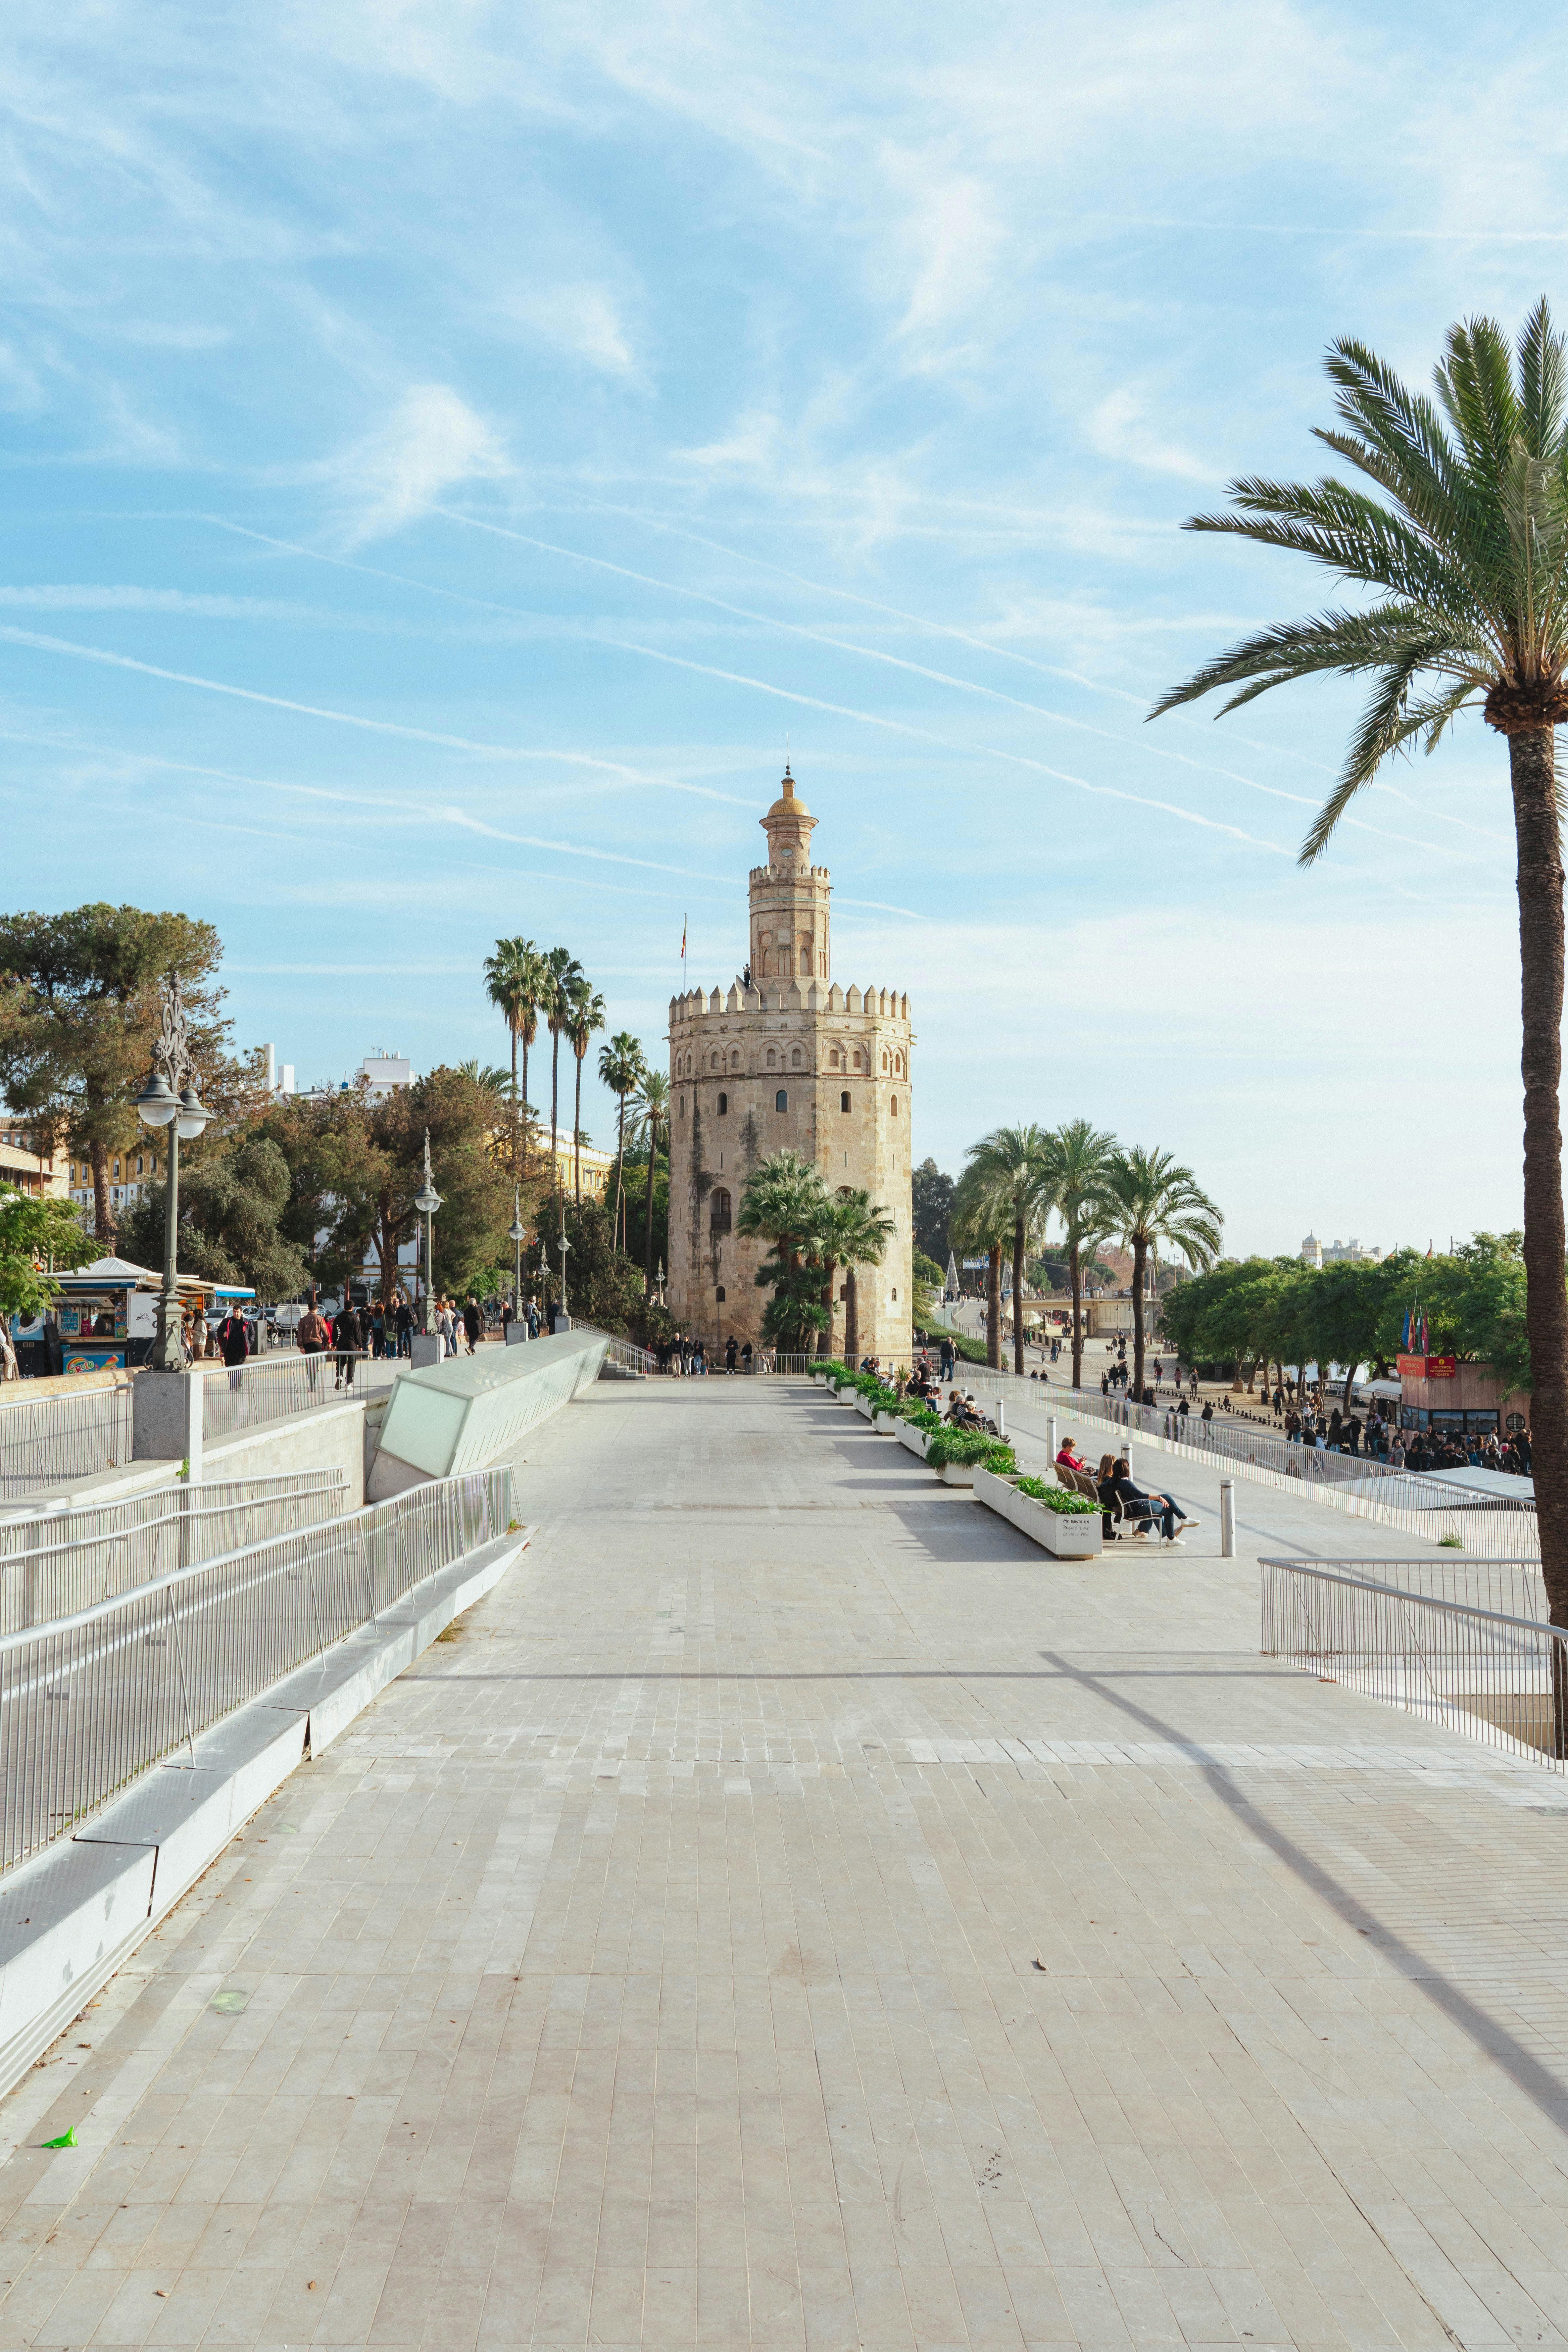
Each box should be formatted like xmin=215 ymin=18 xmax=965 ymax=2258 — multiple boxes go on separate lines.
xmin=681 ymin=913 xmax=687 ymax=989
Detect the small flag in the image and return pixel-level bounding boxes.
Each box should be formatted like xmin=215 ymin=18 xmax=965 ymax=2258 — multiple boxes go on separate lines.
xmin=42 ymin=2128 xmax=76 ymax=2149
xmin=1401 ymin=1306 xmax=1411 ymax=1350
xmin=1419 ymin=1311 xmax=1429 ymax=1354
xmin=681 ymin=915 xmax=687 ymax=963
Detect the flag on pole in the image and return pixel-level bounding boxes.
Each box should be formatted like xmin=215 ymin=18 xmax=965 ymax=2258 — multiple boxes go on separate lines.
xmin=681 ymin=914 xmax=687 ymax=971
xmin=1401 ymin=1305 xmax=1411 ymax=1350
xmin=1419 ymin=1309 xmax=1429 ymax=1353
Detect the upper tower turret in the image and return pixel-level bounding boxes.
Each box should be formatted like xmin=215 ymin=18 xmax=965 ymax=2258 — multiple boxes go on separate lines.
xmin=749 ymin=764 xmax=832 ymax=984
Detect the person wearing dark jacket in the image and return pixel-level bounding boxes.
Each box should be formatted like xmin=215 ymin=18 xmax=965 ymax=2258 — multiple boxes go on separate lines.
xmin=334 ymin=1304 xmax=364 ymax=1389
xmin=1105 ymin=1458 xmax=1189 ymax=1545
xmin=462 ymin=1295 xmax=483 ymax=1351
xmin=217 ymin=1308 xmax=250 ymax=1392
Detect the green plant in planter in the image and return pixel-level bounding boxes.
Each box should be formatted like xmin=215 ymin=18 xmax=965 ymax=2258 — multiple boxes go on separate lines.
xmin=1016 ymin=1476 xmax=1097 ymax=1515
xmin=927 ymin=1429 xmax=1018 ymax=1471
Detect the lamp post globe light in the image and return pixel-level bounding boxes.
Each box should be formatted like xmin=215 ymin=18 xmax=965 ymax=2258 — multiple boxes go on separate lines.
xmin=413 ymin=1128 xmax=442 ymax=1337
xmin=133 ymin=977 xmax=211 ymax=1373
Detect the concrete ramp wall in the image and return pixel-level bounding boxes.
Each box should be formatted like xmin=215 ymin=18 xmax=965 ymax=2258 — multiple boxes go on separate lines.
xmin=368 ymin=1326 xmax=607 ymax=1499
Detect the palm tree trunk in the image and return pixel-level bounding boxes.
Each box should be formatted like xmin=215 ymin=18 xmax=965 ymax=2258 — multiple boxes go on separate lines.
xmin=817 ymin=1256 xmax=837 ymax=1358
xmin=845 ymin=1268 xmax=859 ymax=1362
xmin=520 ymin=1035 xmax=530 ymax=1182
xmin=1069 ymin=1241 xmax=1083 ymax=1388
xmin=509 ymin=1026 xmax=519 ymax=1179
xmin=614 ymin=1097 xmax=626 ymax=1251
xmin=986 ymin=1247 xmax=1001 ymax=1369
xmin=550 ymin=1031 xmax=560 ymax=1197
xmin=1131 ymin=1235 xmax=1147 ymax=1399
xmin=1510 ymin=727 xmax=1568 ymax=1746
xmin=573 ymin=1054 xmax=583 ymax=1206
xmin=1012 ymin=1216 xmax=1026 ymax=1376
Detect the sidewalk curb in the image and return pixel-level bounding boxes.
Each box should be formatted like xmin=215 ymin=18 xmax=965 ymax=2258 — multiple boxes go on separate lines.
xmin=0 ymin=1526 xmax=533 ymax=2105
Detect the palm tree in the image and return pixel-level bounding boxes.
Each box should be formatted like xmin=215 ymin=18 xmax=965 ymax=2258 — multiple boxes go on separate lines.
xmin=565 ymin=981 xmax=606 ymax=1206
xmin=817 ymin=1187 xmax=896 ymax=1361
xmin=949 ymin=1163 xmax=1013 ymax=1371
xmin=455 ymin=1057 xmax=513 ymax=1098
xmin=1103 ymin=1146 xmax=1223 ymax=1400
xmin=1150 ymin=302 xmax=1568 ymax=1636
xmin=598 ymin=1032 xmax=646 ymax=1250
xmin=966 ymin=1123 xmax=1054 ymax=1376
xmin=1041 ymin=1120 xmax=1117 ymax=1388
xmin=739 ymin=1152 xmax=832 ymax=1354
xmin=634 ymin=1069 xmax=669 ymax=1295
xmin=482 ymin=936 xmax=539 ymax=1179
xmin=541 ymin=946 xmax=582 ymax=1200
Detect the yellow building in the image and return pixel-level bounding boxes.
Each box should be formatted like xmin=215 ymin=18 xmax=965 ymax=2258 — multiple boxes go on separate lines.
xmin=2 ymin=1125 xmax=69 ymax=1202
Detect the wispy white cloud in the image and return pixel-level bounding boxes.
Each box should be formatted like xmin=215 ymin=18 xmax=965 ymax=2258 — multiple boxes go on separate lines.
xmin=505 ymin=283 xmax=640 ymax=377
xmin=1085 ymin=387 xmax=1216 ymax=484
xmin=327 ymin=384 xmax=510 ymax=542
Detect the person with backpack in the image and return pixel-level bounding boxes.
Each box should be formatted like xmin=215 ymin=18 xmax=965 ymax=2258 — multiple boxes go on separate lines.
xmin=334 ymin=1301 xmax=364 ymax=1389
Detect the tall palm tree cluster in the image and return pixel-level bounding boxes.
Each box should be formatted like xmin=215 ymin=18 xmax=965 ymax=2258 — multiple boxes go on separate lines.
xmin=737 ymin=1151 xmax=895 ymax=1358
xmin=483 ymin=936 xmax=668 ymax=1288
xmin=956 ymin=1124 xmax=1222 ymax=1397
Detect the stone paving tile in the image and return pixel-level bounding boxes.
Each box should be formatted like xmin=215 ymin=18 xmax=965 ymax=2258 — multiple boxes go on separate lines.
xmin=4 ymin=1379 xmax=1568 ymax=2348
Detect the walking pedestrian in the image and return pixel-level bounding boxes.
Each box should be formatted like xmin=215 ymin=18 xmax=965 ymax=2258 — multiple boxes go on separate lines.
xmin=297 ymin=1297 xmax=332 ymax=1393
xmin=217 ymin=1303 xmax=250 ymax=1392
xmin=334 ymin=1301 xmax=363 ymax=1388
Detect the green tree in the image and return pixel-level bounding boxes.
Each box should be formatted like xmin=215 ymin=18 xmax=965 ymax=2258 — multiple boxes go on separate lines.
xmin=1152 ymin=300 xmax=1568 ymax=1630
xmin=0 ymin=1184 xmax=94 ymax=1320
xmin=949 ymin=1162 xmax=1013 ymax=1370
xmin=566 ymin=980 xmax=606 ymax=1207
xmin=122 ymin=1134 xmax=308 ymax=1302
xmin=483 ymin=935 xmax=541 ymax=1179
xmin=816 ymin=1187 xmax=896 ymax=1361
xmin=1102 ymin=1145 xmax=1223 ymax=1397
xmin=0 ymin=905 xmax=230 ymax=1249
xmin=966 ymin=1123 xmax=1055 ymax=1376
xmin=912 ymin=1158 xmax=956 ymax=1264
xmin=597 ymin=1032 xmax=646 ymax=1252
xmin=1300 ymin=1251 xmax=1421 ymax=1400
xmin=634 ymin=1069 xmax=669 ymax=1295
xmin=1040 ymin=1119 xmax=1118 ymax=1387
xmin=739 ymin=1151 xmax=831 ymax=1353
xmin=1421 ymin=1233 xmax=1533 ymax=1393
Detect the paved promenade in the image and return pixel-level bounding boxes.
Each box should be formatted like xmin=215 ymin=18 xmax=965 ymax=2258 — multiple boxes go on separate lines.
xmin=3 ymin=1378 xmax=1568 ymax=2349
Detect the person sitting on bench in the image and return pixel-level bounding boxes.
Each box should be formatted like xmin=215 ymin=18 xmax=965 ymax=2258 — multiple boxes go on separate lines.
xmin=1105 ymin=1457 xmax=1191 ymax=1546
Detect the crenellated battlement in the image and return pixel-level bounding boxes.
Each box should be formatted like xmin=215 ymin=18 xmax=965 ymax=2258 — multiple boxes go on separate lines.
xmin=669 ymin=982 xmax=911 ymax=1026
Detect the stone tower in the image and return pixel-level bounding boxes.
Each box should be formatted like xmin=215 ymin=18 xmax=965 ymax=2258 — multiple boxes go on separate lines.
xmin=667 ymin=768 xmax=914 ymax=1363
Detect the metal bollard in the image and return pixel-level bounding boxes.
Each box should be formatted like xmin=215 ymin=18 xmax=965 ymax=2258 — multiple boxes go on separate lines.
xmin=1220 ymin=1478 xmax=1235 ymax=1558
xmin=1047 ymin=1414 xmax=1058 ymax=1458
xmin=993 ymin=1399 xmax=1005 ymax=1437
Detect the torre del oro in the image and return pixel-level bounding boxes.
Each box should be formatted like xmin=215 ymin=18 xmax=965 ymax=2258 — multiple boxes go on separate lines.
xmin=667 ymin=767 xmax=914 ymax=1361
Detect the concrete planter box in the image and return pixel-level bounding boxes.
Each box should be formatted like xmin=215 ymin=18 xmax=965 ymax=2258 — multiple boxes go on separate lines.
xmin=875 ymin=1411 xmax=901 ymax=1435
xmin=974 ymin=1464 xmax=1102 ymax=1557
xmin=898 ymin=1422 xmax=933 ymax=1460
xmin=854 ymin=1392 xmax=875 ymax=1421
xmin=936 ymin=1460 xmax=975 ymax=1487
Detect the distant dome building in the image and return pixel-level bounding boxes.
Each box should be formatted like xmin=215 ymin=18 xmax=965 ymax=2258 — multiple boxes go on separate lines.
xmin=667 ymin=768 xmax=914 ymax=1361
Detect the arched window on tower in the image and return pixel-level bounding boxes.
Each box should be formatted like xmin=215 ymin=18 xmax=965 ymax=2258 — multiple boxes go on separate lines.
xmin=881 ymin=1050 xmax=890 ymax=1074
xmin=710 ymin=1186 xmax=732 ymax=1234
xmin=776 ymin=1089 xmax=788 ymax=1113
xmin=840 ymin=1092 xmax=851 ymax=1113
xmin=790 ymin=1046 xmax=802 ymax=1070
xmin=766 ymin=1047 xmax=778 ymax=1071
xmin=891 ymin=1094 xmax=899 ymax=1116
xmin=717 ymin=1092 xmax=727 ymax=1116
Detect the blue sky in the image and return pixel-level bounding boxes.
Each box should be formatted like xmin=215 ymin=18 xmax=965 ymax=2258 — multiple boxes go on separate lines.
xmin=3 ymin=0 xmax=1562 ymax=1255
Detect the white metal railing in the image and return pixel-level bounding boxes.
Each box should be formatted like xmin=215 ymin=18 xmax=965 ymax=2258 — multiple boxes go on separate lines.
xmin=198 ymin=1350 xmax=402 ymax=1435
xmin=1261 ymin=1555 xmax=1566 ymax=1770
xmin=600 ymin=1335 xmax=656 ymax=1375
xmin=0 ymin=1382 xmax=136 ymax=1499
xmin=0 ymin=1473 xmax=347 ymax=1634
xmin=0 ymin=1465 xmax=514 ymax=1877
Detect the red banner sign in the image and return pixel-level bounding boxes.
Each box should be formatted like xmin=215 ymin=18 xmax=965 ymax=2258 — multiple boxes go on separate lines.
xmin=1398 ymin=1352 xmax=1459 ymax=1380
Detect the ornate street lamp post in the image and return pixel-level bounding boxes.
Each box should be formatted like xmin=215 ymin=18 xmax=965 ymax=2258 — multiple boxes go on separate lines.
xmin=507 ymin=1191 xmax=527 ymax=1333
xmin=413 ymin=1129 xmax=441 ymax=1337
xmin=556 ymin=1233 xmax=571 ymax=1326
xmin=133 ymin=976 xmax=211 ymax=1373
